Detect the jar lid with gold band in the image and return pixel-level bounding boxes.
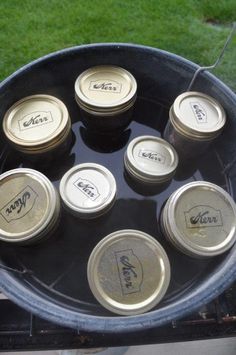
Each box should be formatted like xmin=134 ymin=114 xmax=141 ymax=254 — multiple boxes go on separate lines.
xmin=2 ymin=95 xmax=71 ymax=154
xmin=161 ymin=181 xmax=236 ymax=258
xmin=59 ymin=163 xmax=117 ymax=219
xmin=87 ymin=229 xmax=171 ymax=315
xmin=170 ymin=92 xmax=226 ymax=140
xmin=0 ymin=168 xmax=60 ymax=244
xmin=75 ymin=65 xmax=137 ymax=115
xmin=124 ymin=135 xmax=178 ymax=184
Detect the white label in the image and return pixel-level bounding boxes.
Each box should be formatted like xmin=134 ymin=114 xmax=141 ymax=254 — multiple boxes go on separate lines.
xmin=115 ymin=249 xmax=143 ymax=295
xmin=138 ymin=149 xmax=166 ymax=164
xmin=18 ymin=111 xmax=53 ymax=131
xmin=184 ymin=205 xmax=223 ymax=229
xmin=0 ymin=186 xmax=38 ymax=223
xmin=190 ymin=102 xmax=207 ymax=124
xmin=89 ymin=79 xmax=122 ymax=93
xmin=73 ymin=177 xmax=100 ymax=201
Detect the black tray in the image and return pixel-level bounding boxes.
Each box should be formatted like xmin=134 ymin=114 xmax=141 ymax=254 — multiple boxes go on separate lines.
xmin=0 ymin=44 xmax=236 ymax=334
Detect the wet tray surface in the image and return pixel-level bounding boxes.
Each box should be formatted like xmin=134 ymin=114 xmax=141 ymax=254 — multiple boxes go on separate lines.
xmin=0 ymin=99 xmax=230 ymax=313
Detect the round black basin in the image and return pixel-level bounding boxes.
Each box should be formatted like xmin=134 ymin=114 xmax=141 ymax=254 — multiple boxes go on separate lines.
xmin=0 ymin=43 xmax=236 ymax=334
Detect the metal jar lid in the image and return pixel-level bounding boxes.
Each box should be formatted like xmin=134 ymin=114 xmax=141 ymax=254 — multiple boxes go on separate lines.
xmin=74 ymin=65 xmax=137 ymax=115
xmin=2 ymin=94 xmax=71 ymax=154
xmin=161 ymin=181 xmax=236 ymax=258
xmin=170 ymin=91 xmax=226 ymax=140
xmin=87 ymin=229 xmax=171 ymax=315
xmin=0 ymin=168 xmax=60 ymax=244
xmin=59 ymin=163 xmax=116 ymax=219
xmin=124 ymin=135 xmax=178 ymax=184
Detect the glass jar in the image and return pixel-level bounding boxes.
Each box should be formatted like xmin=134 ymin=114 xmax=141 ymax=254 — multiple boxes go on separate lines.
xmin=164 ymin=91 xmax=226 ymax=160
xmin=0 ymin=168 xmax=60 ymax=245
xmin=87 ymin=229 xmax=170 ymax=315
xmin=124 ymin=135 xmax=178 ymax=185
xmin=161 ymin=181 xmax=236 ymax=258
xmin=2 ymin=94 xmax=72 ymax=160
xmin=59 ymin=163 xmax=117 ymax=219
xmin=75 ymin=65 xmax=137 ymax=134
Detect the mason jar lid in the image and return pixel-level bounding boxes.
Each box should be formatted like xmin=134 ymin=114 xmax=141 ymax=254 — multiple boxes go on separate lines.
xmin=170 ymin=92 xmax=226 ymax=140
xmin=74 ymin=65 xmax=137 ymax=114
xmin=0 ymin=168 xmax=59 ymax=244
xmin=2 ymin=94 xmax=71 ymax=153
xmin=87 ymin=229 xmax=171 ymax=315
xmin=124 ymin=135 xmax=178 ymax=184
xmin=59 ymin=163 xmax=116 ymax=219
xmin=161 ymin=181 xmax=236 ymax=257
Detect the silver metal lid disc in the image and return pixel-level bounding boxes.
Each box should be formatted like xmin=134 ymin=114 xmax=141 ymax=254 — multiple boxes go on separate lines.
xmin=59 ymin=163 xmax=117 ymax=219
xmin=0 ymin=168 xmax=59 ymax=243
xmin=125 ymin=135 xmax=178 ymax=184
xmin=75 ymin=65 xmax=137 ymax=114
xmin=87 ymin=229 xmax=171 ymax=315
xmin=170 ymin=92 xmax=226 ymax=140
xmin=163 ymin=181 xmax=236 ymax=257
xmin=3 ymin=94 xmax=71 ymax=153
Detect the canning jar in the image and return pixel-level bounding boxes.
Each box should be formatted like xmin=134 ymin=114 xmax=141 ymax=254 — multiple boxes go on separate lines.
xmin=75 ymin=65 xmax=137 ymax=134
xmin=161 ymin=181 xmax=236 ymax=258
xmin=2 ymin=95 xmax=72 ymax=160
xmin=87 ymin=229 xmax=170 ymax=315
xmin=0 ymin=168 xmax=60 ymax=245
xmin=124 ymin=135 xmax=178 ymax=185
xmin=59 ymin=163 xmax=117 ymax=219
xmin=164 ymin=92 xmax=226 ymax=160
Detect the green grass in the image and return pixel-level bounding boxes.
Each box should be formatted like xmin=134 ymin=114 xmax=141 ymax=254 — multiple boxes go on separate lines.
xmin=0 ymin=0 xmax=235 ymax=90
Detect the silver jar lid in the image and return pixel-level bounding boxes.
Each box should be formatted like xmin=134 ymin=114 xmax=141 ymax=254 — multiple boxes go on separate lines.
xmin=87 ymin=229 xmax=171 ymax=315
xmin=59 ymin=163 xmax=116 ymax=219
xmin=2 ymin=94 xmax=71 ymax=154
xmin=170 ymin=91 xmax=226 ymax=140
xmin=0 ymin=168 xmax=60 ymax=244
xmin=124 ymin=135 xmax=178 ymax=184
xmin=75 ymin=65 xmax=137 ymax=115
xmin=161 ymin=181 xmax=236 ymax=258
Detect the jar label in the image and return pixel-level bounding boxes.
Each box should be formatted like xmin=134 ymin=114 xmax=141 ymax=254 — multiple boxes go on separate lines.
xmin=89 ymin=79 xmax=122 ymax=93
xmin=73 ymin=177 xmax=100 ymax=201
xmin=0 ymin=186 xmax=38 ymax=223
xmin=115 ymin=249 xmax=143 ymax=295
xmin=184 ymin=205 xmax=223 ymax=228
xmin=138 ymin=149 xmax=166 ymax=164
xmin=190 ymin=102 xmax=207 ymax=124
xmin=18 ymin=111 xmax=54 ymax=131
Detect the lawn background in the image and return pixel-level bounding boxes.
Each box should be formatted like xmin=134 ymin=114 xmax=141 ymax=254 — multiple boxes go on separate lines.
xmin=0 ymin=0 xmax=235 ymax=90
